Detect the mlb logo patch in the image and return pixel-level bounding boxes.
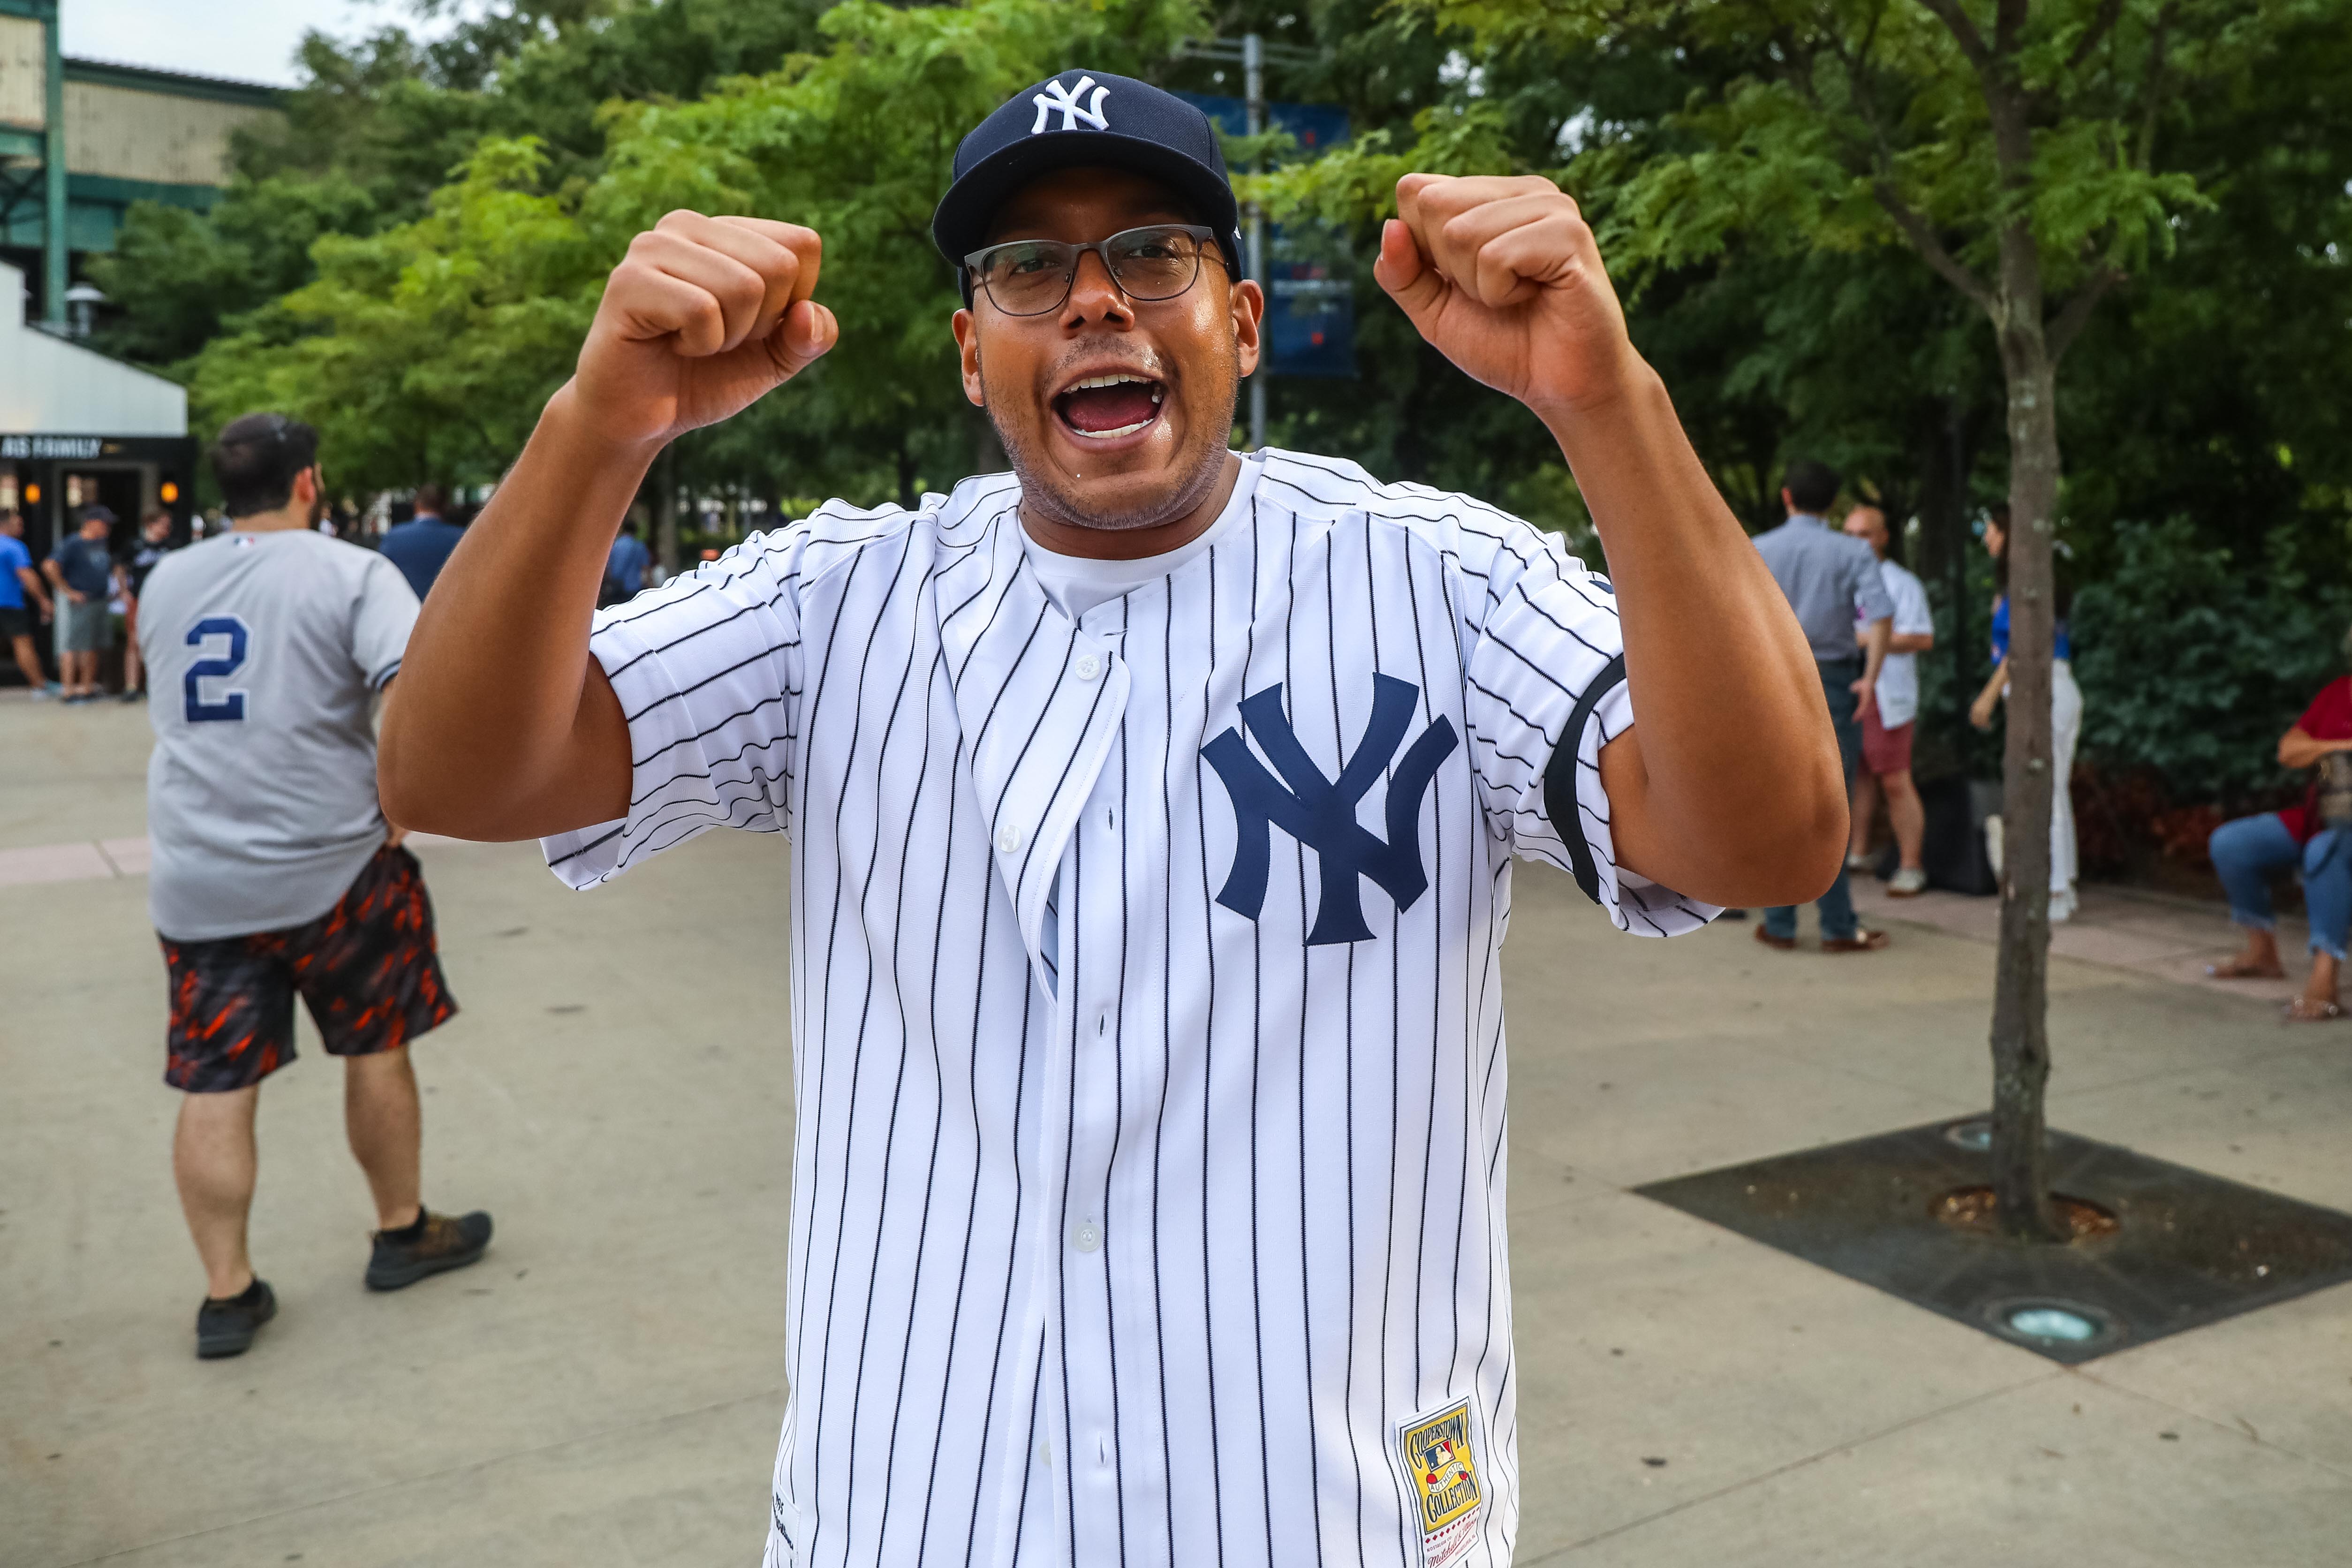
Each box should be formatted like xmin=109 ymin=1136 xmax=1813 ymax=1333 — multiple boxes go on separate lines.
xmin=1397 ymin=1397 xmax=1484 ymax=1567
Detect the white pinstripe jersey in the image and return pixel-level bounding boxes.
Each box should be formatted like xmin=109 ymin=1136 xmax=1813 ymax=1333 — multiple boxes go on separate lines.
xmin=542 ymin=447 xmax=1715 ymax=1568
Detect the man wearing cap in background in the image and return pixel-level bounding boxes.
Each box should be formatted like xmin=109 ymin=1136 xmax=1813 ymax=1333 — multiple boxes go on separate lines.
xmin=44 ymin=504 xmax=121 ymax=703
xmin=379 ymin=70 xmax=1842 ymax=1568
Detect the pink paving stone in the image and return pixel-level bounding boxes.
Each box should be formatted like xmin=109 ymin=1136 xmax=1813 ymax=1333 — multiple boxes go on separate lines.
xmin=0 ymin=841 xmax=114 ymax=886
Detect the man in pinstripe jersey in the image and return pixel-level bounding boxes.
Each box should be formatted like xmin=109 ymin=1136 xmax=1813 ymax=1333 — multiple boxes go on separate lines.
xmin=383 ymin=71 xmax=1842 ymax=1568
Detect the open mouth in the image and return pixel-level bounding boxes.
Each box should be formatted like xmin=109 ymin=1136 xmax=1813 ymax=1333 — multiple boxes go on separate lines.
xmin=1053 ymin=373 xmax=1166 ymax=441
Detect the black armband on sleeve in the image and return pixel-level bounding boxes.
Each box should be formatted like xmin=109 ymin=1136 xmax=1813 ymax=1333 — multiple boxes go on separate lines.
xmin=1541 ymin=652 xmax=1629 ymax=906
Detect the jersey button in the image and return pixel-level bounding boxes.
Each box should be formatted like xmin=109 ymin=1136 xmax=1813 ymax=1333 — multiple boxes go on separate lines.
xmin=1074 ymin=651 xmax=1103 ymax=682
xmin=996 ymin=824 xmax=1023 ymax=855
xmin=1070 ymin=1219 xmax=1102 ymax=1254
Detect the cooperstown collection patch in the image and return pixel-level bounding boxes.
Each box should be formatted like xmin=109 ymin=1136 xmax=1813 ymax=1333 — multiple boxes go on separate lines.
xmin=1397 ymin=1397 xmax=1485 ymax=1567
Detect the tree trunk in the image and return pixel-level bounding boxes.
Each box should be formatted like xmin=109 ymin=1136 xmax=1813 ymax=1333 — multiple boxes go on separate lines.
xmin=1987 ymin=216 xmax=2067 ymax=1244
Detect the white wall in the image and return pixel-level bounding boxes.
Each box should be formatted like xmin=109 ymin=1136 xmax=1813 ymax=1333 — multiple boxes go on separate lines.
xmin=0 ymin=262 xmax=187 ymax=437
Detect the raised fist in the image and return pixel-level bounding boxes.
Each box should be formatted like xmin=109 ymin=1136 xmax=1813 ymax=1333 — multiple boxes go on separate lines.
xmin=1375 ymin=174 xmax=1639 ymax=421
xmin=573 ymin=212 xmax=838 ymax=447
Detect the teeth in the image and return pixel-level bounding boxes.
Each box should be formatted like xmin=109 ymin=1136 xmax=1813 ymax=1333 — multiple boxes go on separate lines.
xmin=1072 ymin=418 xmax=1153 ymax=439
xmin=1068 ymin=374 xmax=1157 ymax=392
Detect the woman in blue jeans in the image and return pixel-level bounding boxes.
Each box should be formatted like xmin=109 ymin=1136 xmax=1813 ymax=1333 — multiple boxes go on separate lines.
xmin=2206 ymin=658 xmax=2352 ymax=1020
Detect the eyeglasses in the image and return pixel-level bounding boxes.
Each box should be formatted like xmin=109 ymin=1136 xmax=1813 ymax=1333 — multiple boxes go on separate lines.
xmin=965 ymin=224 xmax=1222 ymax=317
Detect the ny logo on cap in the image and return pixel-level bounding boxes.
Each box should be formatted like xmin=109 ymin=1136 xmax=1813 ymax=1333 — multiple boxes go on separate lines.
xmin=1202 ymin=675 xmax=1459 ymax=946
xmin=1031 ymin=75 xmax=1111 ymax=134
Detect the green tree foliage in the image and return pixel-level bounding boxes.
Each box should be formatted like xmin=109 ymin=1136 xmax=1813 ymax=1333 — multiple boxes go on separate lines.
xmin=2073 ymin=522 xmax=2352 ymax=803
xmin=186 ymin=138 xmax=599 ymax=489
xmin=90 ymin=0 xmax=834 ymax=371
xmin=167 ymin=0 xmax=1204 ymax=502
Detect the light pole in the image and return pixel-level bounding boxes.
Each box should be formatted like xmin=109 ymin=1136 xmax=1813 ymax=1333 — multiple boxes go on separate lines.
xmin=1243 ymin=32 xmax=1266 ymax=452
xmin=1171 ymin=32 xmax=1322 ymax=453
xmin=43 ymin=0 xmax=66 ymax=327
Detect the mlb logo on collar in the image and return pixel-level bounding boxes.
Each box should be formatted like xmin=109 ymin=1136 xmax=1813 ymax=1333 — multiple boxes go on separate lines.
xmin=1031 ymin=73 xmax=1110 ymax=133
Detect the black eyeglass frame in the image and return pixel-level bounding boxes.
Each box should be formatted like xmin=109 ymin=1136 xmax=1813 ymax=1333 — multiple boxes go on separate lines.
xmin=962 ymin=223 xmax=1230 ymax=317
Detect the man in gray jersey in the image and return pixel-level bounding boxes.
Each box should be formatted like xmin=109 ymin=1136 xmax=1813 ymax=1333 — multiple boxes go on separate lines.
xmin=380 ymin=74 xmax=1844 ymax=1568
xmin=139 ymin=413 xmax=490 ymax=1360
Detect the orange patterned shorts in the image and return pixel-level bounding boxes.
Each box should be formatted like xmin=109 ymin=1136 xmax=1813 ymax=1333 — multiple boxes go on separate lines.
xmin=160 ymin=846 xmax=458 ymax=1092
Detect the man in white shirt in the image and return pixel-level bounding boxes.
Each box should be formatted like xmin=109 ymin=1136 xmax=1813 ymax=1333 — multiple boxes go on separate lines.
xmin=1843 ymin=504 xmax=1936 ymax=894
xmin=377 ymin=72 xmax=1845 ymax=1568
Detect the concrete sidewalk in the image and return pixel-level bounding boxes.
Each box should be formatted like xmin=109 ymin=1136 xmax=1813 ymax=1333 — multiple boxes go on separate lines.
xmin=4 ymin=698 xmax=2350 ymax=1567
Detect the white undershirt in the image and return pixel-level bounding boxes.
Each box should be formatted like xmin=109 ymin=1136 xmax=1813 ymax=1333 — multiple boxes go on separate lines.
xmin=1019 ymin=450 xmax=1264 ymax=621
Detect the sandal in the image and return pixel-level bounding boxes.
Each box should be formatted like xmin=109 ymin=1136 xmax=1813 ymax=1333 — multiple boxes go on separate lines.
xmin=2282 ymin=996 xmax=2344 ymax=1022
xmin=2208 ymin=957 xmax=2287 ymax=980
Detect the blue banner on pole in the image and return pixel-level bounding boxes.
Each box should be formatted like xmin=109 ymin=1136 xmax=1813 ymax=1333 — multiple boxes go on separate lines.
xmin=1172 ymin=92 xmax=1356 ymax=380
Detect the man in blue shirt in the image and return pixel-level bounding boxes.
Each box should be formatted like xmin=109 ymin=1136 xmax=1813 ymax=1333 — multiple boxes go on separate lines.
xmin=1751 ymin=460 xmax=1895 ymax=952
xmin=601 ymin=517 xmax=652 ymax=607
xmin=379 ymin=483 xmax=465 ymax=601
xmin=1 ymin=508 xmax=55 ymax=697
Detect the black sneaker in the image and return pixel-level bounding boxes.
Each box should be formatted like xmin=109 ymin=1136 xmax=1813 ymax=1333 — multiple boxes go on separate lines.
xmin=365 ymin=1208 xmax=493 ymax=1291
xmin=196 ymin=1278 xmax=277 ymax=1359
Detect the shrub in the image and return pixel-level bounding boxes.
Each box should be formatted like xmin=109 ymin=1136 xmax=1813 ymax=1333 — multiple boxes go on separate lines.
xmin=2071 ymin=519 xmax=2352 ymax=808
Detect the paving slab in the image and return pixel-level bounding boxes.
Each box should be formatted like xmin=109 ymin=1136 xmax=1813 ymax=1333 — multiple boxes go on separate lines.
xmin=1505 ymin=1186 xmax=2048 ymax=1556
xmin=1528 ymin=1371 xmax=2352 ymax=1568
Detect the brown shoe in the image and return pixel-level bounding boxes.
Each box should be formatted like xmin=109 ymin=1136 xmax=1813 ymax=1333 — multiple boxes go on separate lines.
xmin=1822 ymin=930 xmax=1892 ymax=953
xmin=1753 ymin=925 xmax=1796 ymax=951
xmin=365 ymin=1207 xmax=493 ymax=1291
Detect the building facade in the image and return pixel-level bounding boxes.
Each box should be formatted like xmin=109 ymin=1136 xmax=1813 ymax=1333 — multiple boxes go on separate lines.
xmin=0 ymin=0 xmax=283 ymax=323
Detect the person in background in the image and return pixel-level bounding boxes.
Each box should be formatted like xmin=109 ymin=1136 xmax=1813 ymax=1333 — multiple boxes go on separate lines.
xmin=140 ymin=412 xmax=490 ymax=1359
xmin=2204 ymin=631 xmax=2352 ymax=1021
xmin=1 ymin=508 xmax=55 ymax=697
xmin=118 ymin=508 xmax=176 ymax=703
xmin=1842 ymin=504 xmax=1936 ymax=894
xmin=600 ymin=515 xmax=652 ymax=608
xmin=44 ymin=503 xmax=121 ymax=704
xmin=378 ymin=482 xmax=464 ymax=602
xmin=1752 ymin=460 xmax=1896 ymax=952
xmin=1969 ymin=503 xmax=2081 ymax=921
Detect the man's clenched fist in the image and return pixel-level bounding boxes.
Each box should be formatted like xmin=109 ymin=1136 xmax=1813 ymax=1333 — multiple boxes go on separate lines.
xmin=1374 ymin=174 xmax=1640 ymax=422
xmin=573 ymin=211 xmax=837 ymax=447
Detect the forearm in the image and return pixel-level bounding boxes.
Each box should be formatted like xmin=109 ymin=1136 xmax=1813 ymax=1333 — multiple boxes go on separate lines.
xmin=379 ymin=380 xmax=646 ymax=836
xmin=1543 ymin=365 xmax=1841 ymax=901
xmin=1974 ymin=660 xmax=2009 ymax=710
xmin=1860 ymin=618 xmax=1890 ymax=691
xmin=1889 ymin=632 xmax=1934 ymax=654
xmin=2278 ymin=728 xmax=2352 ymax=769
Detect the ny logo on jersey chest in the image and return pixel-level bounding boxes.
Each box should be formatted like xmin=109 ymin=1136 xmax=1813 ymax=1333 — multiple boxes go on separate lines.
xmin=1202 ymin=674 xmax=1459 ymax=946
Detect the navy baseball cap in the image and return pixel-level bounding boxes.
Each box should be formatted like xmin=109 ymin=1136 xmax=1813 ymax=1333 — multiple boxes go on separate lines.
xmin=79 ymin=503 xmax=118 ymax=526
xmin=931 ymin=69 xmax=1245 ymax=303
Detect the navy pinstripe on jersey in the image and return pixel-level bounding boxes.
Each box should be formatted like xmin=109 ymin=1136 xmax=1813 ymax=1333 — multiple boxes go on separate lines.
xmin=543 ymin=448 xmax=1715 ymax=1568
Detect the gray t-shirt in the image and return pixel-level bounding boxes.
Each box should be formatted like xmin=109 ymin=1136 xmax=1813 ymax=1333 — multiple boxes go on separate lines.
xmin=1752 ymin=513 xmax=1895 ymax=662
xmin=138 ymin=529 xmax=420 ymax=940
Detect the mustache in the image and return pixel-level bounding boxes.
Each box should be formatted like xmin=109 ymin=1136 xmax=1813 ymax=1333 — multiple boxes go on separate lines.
xmin=1043 ymin=339 xmax=1170 ymax=387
